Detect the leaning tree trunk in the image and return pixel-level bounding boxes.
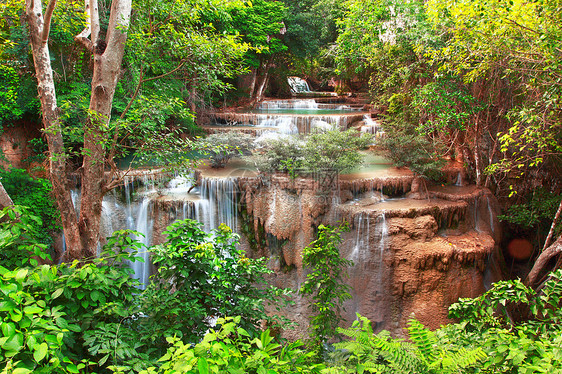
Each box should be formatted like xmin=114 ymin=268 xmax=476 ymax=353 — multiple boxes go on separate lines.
xmin=248 ymin=67 xmax=258 ymax=100
xmin=0 ymin=180 xmax=13 ymax=209
xmin=26 ymin=0 xmax=83 ymax=260
xmin=526 ymin=235 xmax=562 ymax=288
xmin=78 ymin=0 xmax=132 ymax=256
xmin=253 ymin=57 xmax=273 ymax=103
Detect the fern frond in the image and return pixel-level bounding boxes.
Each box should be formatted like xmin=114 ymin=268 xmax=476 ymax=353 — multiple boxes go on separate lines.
xmin=407 ymin=318 xmax=438 ymax=366
xmin=440 ymin=347 xmax=487 ymax=371
xmin=373 ymin=335 xmax=423 ymax=374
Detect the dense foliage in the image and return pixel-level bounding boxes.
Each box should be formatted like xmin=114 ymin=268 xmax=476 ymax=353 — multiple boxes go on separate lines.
xmin=2 ymin=209 xmax=562 ymax=373
xmin=0 ymin=169 xmax=61 ymax=247
xmin=300 ymin=223 xmax=353 ymax=353
xmin=332 ymin=0 xmax=562 ymax=250
xmin=0 ymin=210 xmax=289 ymax=373
xmin=257 ymin=130 xmax=373 ymax=176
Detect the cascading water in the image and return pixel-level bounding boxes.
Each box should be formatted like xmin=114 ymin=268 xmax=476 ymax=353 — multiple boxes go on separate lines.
xmin=360 ymin=115 xmax=382 ymax=136
xmin=131 ymin=197 xmax=153 ymax=286
xmin=287 ymin=76 xmax=311 ymax=93
xmin=351 ymin=212 xmax=370 ymax=264
xmin=377 ymin=212 xmax=387 ymax=278
xmin=199 ymin=177 xmax=239 ymax=232
xmin=104 ymin=173 xmax=242 ymax=286
xmin=258 ymin=99 xmax=319 ymax=110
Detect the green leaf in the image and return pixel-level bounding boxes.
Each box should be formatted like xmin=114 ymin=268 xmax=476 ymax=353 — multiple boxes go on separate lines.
xmin=23 ymin=305 xmax=43 ymax=314
xmin=12 ymin=369 xmax=32 ymax=374
xmin=52 ymin=288 xmax=64 ymax=299
xmin=90 ymin=290 xmax=100 ymax=302
xmin=33 ymin=342 xmax=48 ymax=362
xmin=198 ymin=357 xmax=209 ymax=374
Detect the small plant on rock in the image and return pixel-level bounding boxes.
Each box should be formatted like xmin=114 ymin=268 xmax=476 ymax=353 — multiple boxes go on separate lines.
xmin=300 ymin=223 xmax=353 ymax=355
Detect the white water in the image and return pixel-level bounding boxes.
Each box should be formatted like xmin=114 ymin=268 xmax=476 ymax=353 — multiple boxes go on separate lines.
xmin=454 ymin=172 xmax=463 ymax=186
xmin=97 ymin=173 xmax=243 ymax=286
xmin=360 ymin=115 xmax=382 ymax=135
xmin=131 ymin=197 xmax=153 ymax=287
xmin=259 ymin=99 xmax=318 ymax=110
xmin=351 ymin=213 xmax=370 ymax=263
xmin=287 ymin=76 xmax=311 ymax=93
xmin=256 ymin=116 xmax=299 ymax=135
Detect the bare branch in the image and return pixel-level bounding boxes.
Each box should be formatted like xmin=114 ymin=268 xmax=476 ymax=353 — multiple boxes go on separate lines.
xmin=543 ymin=199 xmax=562 ymax=252
xmin=120 ymin=60 xmax=186 ymax=119
xmin=42 ymin=0 xmax=57 ymax=44
xmin=75 ymin=0 xmax=98 ymax=52
xmin=105 ymin=0 xmax=132 ymax=55
xmin=90 ymin=0 xmax=100 ymax=43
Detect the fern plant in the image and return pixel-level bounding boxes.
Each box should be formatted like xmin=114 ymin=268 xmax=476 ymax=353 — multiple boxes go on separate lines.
xmin=333 ymin=315 xmax=486 ymax=374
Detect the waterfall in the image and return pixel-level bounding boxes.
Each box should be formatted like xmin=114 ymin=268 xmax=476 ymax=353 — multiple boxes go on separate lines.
xmin=360 ymin=115 xmax=380 ymax=135
xmin=254 ymin=114 xmax=350 ymax=134
xmin=128 ymin=198 xmax=153 ymax=287
xmin=256 ymin=115 xmax=299 ymax=134
xmin=378 ymin=212 xmax=387 ymax=275
xmin=199 ymin=177 xmax=239 ymax=232
xmin=351 ymin=213 xmax=370 ymax=263
xmin=258 ymin=99 xmax=318 ymax=110
xmin=287 ymin=76 xmax=311 ymax=93
xmin=454 ymin=172 xmax=463 ymax=186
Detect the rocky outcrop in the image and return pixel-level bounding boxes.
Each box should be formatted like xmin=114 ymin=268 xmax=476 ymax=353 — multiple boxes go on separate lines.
xmin=238 ymin=174 xmax=501 ymax=338
xmin=118 ymin=168 xmax=502 ymax=339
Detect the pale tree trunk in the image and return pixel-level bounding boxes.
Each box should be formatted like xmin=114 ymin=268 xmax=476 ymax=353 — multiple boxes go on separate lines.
xmin=252 ymin=57 xmax=273 ymax=103
xmin=248 ymin=68 xmax=258 ymax=99
xmin=542 ymin=199 xmax=562 ymax=252
xmin=474 ymin=120 xmax=482 ymax=186
xmin=27 ymin=0 xmax=132 ymax=259
xmin=78 ymin=0 xmax=132 ymax=255
xmin=0 ymin=180 xmax=13 ymax=209
xmin=25 ymin=0 xmax=83 ymax=260
xmin=255 ymin=72 xmax=270 ymax=103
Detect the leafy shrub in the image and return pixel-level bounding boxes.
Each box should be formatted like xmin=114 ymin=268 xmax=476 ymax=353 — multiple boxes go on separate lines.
xmin=0 ymin=266 xmax=74 ymax=374
xmin=258 ymin=129 xmax=373 ymax=176
xmin=128 ymin=317 xmax=323 ymax=374
xmin=381 ymin=121 xmax=445 ymax=181
xmin=0 ymin=225 xmax=143 ymax=373
xmin=300 ymin=223 xmax=353 ymax=354
xmin=0 ymin=168 xmax=61 ymax=247
xmin=0 ymin=206 xmax=51 ymax=269
xmin=204 ymin=132 xmax=254 ymax=168
xmin=331 ymin=315 xmax=486 ymax=374
xmin=444 ymin=270 xmax=562 ymax=373
xmin=141 ymin=220 xmax=292 ymax=345
xmin=498 ymin=188 xmax=562 ymax=236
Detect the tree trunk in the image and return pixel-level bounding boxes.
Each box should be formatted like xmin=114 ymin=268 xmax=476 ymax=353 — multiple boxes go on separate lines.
xmin=26 ymin=0 xmax=83 ymax=260
xmin=248 ymin=67 xmax=258 ymax=99
xmin=253 ymin=57 xmax=273 ymax=103
xmin=526 ymin=235 xmax=562 ymax=288
xmin=473 ymin=118 xmax=482 ymax=186
xmin=27 ymin=0 xmax=132 ymax=260
xmin=542 ymin=199 xmax=562 ymax=252
xmin=79 ymin=0 xmax=132 ymax=256
xmin=255 ymin=72 xmax=270 ymax=102
xmin=0 ymin=180 xmax=13 ymax=209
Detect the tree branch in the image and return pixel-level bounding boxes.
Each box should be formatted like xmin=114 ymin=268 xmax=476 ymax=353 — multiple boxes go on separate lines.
xmin=75 ymin=0 xmax=99 ymax=52
xmin=120 ymin=60 xmax=186 ymax=119
xmin=526 ymin=235 xmax=562 ymax=288
xmin=42 ymin=0 xmax=57 ymax=44
xmin=543 ymin=199 xmax=562 ymax=252
xmin=90 ymin=0 xmax=100 ymax=43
